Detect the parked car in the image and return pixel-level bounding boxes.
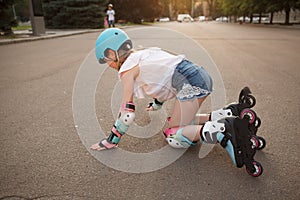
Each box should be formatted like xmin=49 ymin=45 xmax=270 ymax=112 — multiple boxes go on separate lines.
xmin=215 ymin=16 xmax=228 ymax=22
xmin=198 ymin=16 xmax=206 ymax=22
xmin=261 ymin=17 xmax=270 ymax=23
xmin=159 ymin=17 xmax=170 ymax=22
xmin=177 ymin=14 xmax=194 ymax=22
xmin=237 ymin=16 xmax=250 ymax=22
xmin=252 ymin=17 xmax=269 ymax=23
xmin=237 ymin=16 xmax=269 ymax=23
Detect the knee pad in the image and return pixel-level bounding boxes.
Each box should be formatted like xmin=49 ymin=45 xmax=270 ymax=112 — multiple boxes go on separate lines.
xmin=210 ymin=108 xmax=233 ymax=121
xmin=166 ymin=127 xmax=197 ymax=149
xmin=163 ymin=126 xmax=178 ymax=138
xmin=164 ymin=117 xmax=195 ymax=138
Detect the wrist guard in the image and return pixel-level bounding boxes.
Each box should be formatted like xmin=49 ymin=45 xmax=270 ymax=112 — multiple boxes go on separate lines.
xmin=148 ymin=98 xmax=164 ymax=110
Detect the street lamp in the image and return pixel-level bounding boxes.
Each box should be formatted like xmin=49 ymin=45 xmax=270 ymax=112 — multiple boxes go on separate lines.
xmin=12 ymin=5 xmax=17 ymax=20
xmin=29 ymin=0 xmax=45 ymax=35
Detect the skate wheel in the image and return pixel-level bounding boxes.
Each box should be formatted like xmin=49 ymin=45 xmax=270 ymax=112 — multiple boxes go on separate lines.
xmin=246 ymin=161 xmax=263 ymax=177
xmin=254 ymin=117 xmax=261 ymax=128
xmin=240 ymin=94 xmax=256 ymax=108
xmin=257 ymin=136 xmax=266 ymax=150
xmin=250 ymin=136 xmax=260 ymax=149
xmin=240 ymin=109 xmax=256 ymax=124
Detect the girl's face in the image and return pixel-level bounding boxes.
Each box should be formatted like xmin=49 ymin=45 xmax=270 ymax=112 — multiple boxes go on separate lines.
xmin=105 ymin=49 xmax=119 ymax=70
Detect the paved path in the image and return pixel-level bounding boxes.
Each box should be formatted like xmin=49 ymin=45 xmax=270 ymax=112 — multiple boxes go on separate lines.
xmin=0 ymin=29 xmax=101 ymax=45
xmin=0 ymin=22 xmax=299 ymax=200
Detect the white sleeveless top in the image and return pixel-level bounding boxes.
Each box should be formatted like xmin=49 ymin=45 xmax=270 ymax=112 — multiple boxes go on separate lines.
xmin=119 ymin=48 xmax=185 ymax=101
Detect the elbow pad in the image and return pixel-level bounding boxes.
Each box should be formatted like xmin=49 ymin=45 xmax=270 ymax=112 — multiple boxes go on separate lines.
xmin=115 ymin=111 xmax=135 ymax=134
xmin=107 ymin=102 xmax=135 ymax=144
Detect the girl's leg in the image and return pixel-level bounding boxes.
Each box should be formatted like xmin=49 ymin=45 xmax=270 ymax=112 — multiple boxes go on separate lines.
xmin=169 ymin=99 xmax=196 ymax=127
xmin=168 ymin=98 xmax=210 ymax=127
xmin=168 ymin=97 xmax=207 ymax=142
xmin=193 ymin=114 xmax=210 ymax=125
xmin=167 ymin=96 xmax=227 ymax=147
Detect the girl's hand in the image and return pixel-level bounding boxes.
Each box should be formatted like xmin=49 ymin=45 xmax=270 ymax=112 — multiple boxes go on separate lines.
xmin=146 ymin=99 xmax=164 ymax=111
xmin=145 ymin=105 xmax=154 ymax=111
xmin=90 ymin=139 xmax=117 ymax=151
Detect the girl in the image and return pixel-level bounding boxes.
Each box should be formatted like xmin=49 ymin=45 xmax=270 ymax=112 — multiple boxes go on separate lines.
xmin=106 ymin=4 xmax=115 ymax=28
xmin=91 ymin=28 xmax=229 ymax=151
xmin=90 ymin=28 xmax=266 ymax=177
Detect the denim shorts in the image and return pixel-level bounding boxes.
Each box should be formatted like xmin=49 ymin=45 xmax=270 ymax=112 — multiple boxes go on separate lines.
xmin=172 ymin=60 xmax=213 ymax=101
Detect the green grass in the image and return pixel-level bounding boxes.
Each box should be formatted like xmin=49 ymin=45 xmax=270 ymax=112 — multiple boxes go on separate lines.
xmin=12 ymin=25 xmax=32 ymax=31
xmin=0 ymin=25 xmax=31 ymax=39
xmin=0 ymin=34 xmax=17 ymax=39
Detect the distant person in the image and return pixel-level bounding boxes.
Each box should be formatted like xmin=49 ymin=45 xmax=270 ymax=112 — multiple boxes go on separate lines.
xmin=106 ymin=4 xmax=115 ymax=28
xmin=104 ymin=16 xmax=108 ymax=28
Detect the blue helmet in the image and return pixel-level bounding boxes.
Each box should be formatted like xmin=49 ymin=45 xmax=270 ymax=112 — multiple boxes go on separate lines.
xmin=95 ymin=28 xmax=133 ymax=64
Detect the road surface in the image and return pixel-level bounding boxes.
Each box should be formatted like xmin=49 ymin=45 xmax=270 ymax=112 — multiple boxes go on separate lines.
xmin=0 ymin=22 xmax=299 ymax=199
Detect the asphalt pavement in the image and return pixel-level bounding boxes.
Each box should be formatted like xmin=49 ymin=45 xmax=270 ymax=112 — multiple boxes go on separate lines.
xmin=0 ymin=22 xmax=299 ymax=200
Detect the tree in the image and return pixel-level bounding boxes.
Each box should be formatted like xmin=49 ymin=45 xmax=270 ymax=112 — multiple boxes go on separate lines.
xmin=159 ymin=0 xmax=172 ymax=18
xmin=205 ymin=0 xmax=218 ymax=19
xmin=217 ymin=0 xmax=300 ymax=24
xmin=250 ymin=0 xmax=268 ymax=24
xmin=42 ymin=0 xmax=107 ymax=29
xmin=279 ymin=0 xmax=300 ymax=24
xmin=217 ymin=0 xmax=239 ymax=21
xmin=110 ymin=0 xmax=162 ymax=23
xmin=162 ymin=0 xmax=190 ymax=19
xmin=0 ymin=0 xmax=18 ymax=35
xmin=15 ymin=0 xmax=30 ymax=22
xmin=266 ymin=0 xmax=282 ymax=24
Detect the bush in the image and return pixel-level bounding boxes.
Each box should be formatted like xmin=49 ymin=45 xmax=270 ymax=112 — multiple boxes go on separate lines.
xmin=0 ymin=0 xmax=18 ymax=35
xmin=43 ymin=0 xmax=107 ymax=29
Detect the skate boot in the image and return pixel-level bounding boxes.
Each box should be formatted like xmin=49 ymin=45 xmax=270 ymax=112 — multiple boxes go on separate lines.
xmin=200 ymin=116 xmax=264 ymax=177
xmin=210 ymin=87 xmax=258 ymax=122
xmin=210 ymin=87 xmax=265 ymax=150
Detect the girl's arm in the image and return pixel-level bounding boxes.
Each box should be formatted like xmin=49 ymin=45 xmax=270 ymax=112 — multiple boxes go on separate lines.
xmin=120 ymin=68 xmax=136 ymax=103
xmin=91 ymin=66 xmax=139 ymax=151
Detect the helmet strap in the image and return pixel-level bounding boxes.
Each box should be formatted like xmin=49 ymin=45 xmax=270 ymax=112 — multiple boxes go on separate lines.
xmin=115 ymin=49 xmax=134 ymax=71
xmin=115 ymin=51 xmax=122 ymax=71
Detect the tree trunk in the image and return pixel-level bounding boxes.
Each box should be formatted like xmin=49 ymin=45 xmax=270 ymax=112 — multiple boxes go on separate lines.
xmin=284 ymin=5 xmax=290 ymax=24
xmin=259 ymin=13 xmax=262 ymax=24
xmin=270 ymin=12 xmax=274 ymax=24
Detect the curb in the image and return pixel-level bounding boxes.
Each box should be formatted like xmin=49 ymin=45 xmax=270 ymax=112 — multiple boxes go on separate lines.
xmin=0 ymin=29 xmax=102 ymax=45
xmin=0 ymin=26 xmax=135 ymax=45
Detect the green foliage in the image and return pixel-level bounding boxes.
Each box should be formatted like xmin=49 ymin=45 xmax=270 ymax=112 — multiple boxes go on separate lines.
xmin=42 ymin=0 xmax=107 ymax=29
xmin=12 ymin=25 xmax=31 ymax=31
xmin=14 ymin=0 xmax=30 ymax=22
xmin=109 ymin=0 xmax=161 ymax=23
xmin=217 ymin=0 xmax=300 ymax=24
xmin=0 ymin=0 xmax=18 ymax=35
